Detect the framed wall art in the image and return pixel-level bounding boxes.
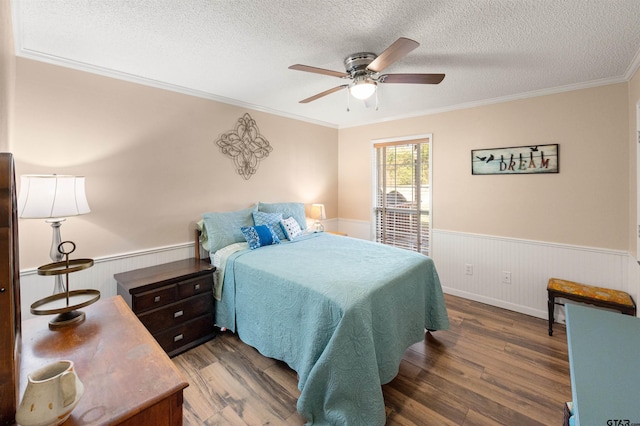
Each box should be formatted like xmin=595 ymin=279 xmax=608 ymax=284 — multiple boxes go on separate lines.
xmin=471 ymin=144 xmax=559 ymax=175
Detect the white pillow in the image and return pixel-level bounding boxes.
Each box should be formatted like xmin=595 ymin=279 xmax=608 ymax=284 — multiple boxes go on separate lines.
xmin=280 ymin=216 xmax=302 ymax=240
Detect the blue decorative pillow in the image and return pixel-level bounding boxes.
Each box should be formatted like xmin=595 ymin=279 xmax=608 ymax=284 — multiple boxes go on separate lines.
xmin=258 ymin=201 xmax=307 ymax=230
xmin=201 ymin=205 xmax=257 ymax=253
xmin=252 ymin=211 xmax=286 ymax=241
xmin=280 ymin=216 xmax=302 ymax=240
xmin=241 ymin=225 xmax=281 ymax=250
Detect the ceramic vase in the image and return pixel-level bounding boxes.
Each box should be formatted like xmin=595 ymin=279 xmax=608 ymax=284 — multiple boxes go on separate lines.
xmin=16 ymin=360 xmax=84 ymax=426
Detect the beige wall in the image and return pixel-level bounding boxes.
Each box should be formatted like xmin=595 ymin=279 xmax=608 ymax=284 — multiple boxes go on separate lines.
xmin=339 ymin=83 xmax=630 ymax=251
xmin=12 ymin=59 xmax=338 ymax=268
xmin=629 ymin=67 xmax=640 ymax=257
xmin=5 ymin=11 xmax=637 ymax=267
xmin=0 ymin=0 xmax=15 ymax=152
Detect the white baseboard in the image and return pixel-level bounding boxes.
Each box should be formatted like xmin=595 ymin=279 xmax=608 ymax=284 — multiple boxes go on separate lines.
xmin=442 ymin=286 xmax=547 ymax=318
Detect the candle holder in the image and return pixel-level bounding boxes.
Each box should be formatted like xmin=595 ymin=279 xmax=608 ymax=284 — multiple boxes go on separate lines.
xmin=31 ymin=241 xmax=100 ymax=330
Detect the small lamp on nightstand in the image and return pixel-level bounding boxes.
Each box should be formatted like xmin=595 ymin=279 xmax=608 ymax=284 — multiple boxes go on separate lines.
xmin=311 ymin=203 xmax=326 ymax=232
xmin=17 ymin=174 xmax=91 ymax=294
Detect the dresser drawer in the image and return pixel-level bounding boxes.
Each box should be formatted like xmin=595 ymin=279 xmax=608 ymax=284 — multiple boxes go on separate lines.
xmin=132 ymin=284 xmax=177 ymax=313
xmin=154 ymin=314 xmax=214 ymax=355
xmin=177 ymin=275 xmax=212 ymax=299
xmin=137 ymin=293 xmax=213 ymax=334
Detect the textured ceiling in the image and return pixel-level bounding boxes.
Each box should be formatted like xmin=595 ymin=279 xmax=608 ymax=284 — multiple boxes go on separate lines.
xmin=12 ymin=0 xmax=640 ymax=128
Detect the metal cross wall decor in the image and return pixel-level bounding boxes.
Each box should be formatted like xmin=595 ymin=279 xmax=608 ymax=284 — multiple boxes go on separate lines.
xmin=215 ymin=113 xmax=273 ymax=180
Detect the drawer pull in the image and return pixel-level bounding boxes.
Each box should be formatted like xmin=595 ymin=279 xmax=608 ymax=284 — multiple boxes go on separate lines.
xmin=174 ymin=310 xmax=184 ymax=318
xmin=154 ymin=296 xmax=161 ymax=303
xmin=194 ymin=283 xmax=200 ymax=290
xmin=174 ymin=334 xmax=184 ymax=342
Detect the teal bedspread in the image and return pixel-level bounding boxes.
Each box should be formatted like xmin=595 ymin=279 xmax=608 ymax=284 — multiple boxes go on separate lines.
xmin=214 ymin=232 xmax=449 ymax=425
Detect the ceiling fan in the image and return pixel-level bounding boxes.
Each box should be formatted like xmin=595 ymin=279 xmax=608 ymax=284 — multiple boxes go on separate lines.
xmin=289 ymin=37 xmax=445 ymax=104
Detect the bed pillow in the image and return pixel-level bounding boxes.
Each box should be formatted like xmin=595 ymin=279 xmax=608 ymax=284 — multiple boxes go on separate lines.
xmin=202 ymin=205 xmax=257 ymax=253
xmin=241 ymin=225 xmax=281 ymax=250
xmin=252 ymin=211 xmax=286 ymax=241
xmin=258 ymin=201 xmax=307 ymax=230
xmin=280 ymin=216 xmax=302 ymax=240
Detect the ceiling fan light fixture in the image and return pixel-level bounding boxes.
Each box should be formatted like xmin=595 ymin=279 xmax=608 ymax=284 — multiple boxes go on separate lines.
xmin=349 ymin=77 xmax=377 ymax=100
xmin=289 ymin=38 xmax=444 ymax=105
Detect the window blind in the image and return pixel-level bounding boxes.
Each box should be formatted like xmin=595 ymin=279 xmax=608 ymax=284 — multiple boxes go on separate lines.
xmin=374 ymin=139 xmax=430 ymax=255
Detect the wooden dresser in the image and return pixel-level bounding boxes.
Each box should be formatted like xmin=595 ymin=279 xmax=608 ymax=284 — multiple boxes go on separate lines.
xmin=20 ymin=296 xmax=188 ymax=425
xmin=115 ymin=259 xmax=216 ymax=357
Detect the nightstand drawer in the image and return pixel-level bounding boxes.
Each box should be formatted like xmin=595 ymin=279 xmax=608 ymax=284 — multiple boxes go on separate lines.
xmin=154 ymin=314 xmax=214 ymax=355
xmin=177 ymin=275 xmax=212 ymax=299
xmin=138 ymin=293 xmax=213 ymax=334
xmin=132 ymin=284 xmax=177 ymax=312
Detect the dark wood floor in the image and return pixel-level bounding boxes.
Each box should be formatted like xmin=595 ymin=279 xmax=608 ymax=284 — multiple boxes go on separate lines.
xmin=173 ymin=294 xmax=571 ymax=425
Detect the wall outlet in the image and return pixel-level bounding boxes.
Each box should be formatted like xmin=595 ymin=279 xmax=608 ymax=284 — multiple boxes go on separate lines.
xmin=464 ymin=264 xmax=473 ymax=275
xmin=502 ymin=271 xmax=512 ymax=284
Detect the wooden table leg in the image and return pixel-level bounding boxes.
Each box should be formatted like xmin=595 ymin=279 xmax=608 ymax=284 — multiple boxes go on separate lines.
xmin=548 ymin=291 xmax=555 ymax=336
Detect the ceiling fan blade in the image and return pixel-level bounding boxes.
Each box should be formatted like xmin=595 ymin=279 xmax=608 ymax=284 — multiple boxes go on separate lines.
xmin=379 ymin=73 xmax=445 ymax=84
xmin=299 ymin=85 xmax=349 ymax=103
xmin=289 ymin=64 xmax=348 ymax=78
xmin=366 ymin=37 xmax=419 ymax=73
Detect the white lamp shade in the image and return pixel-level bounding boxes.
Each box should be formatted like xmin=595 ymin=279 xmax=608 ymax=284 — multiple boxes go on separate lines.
xmin=311 ymin=203 xmax=326 ymax=221
xmin=349 ymin=81 xmax=377 ymax=100
xmin=18 ymin=175 xmax=90 ymax=219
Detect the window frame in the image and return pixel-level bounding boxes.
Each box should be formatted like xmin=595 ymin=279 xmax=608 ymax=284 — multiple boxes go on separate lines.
xmin=370 ymin=134 xmax=433 ymax=255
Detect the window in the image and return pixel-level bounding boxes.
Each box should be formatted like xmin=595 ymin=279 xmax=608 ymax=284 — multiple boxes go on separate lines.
xmin=373 ymin=136 xmax=431 ymax=255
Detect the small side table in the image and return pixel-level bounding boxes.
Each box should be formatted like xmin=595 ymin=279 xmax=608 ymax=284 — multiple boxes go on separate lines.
xmin=115 ymin=258 xmax=216 ymax=357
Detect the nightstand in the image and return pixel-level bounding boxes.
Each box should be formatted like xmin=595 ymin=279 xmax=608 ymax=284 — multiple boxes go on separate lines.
xmin=115 ymin=258 xmax=216 ymax=357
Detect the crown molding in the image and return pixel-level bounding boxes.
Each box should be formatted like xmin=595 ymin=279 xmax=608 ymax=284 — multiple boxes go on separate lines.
xmin=13 ymin=48 xmax=633 ymax=131
xmin=16 ymin=48 xmax=339 ymax=129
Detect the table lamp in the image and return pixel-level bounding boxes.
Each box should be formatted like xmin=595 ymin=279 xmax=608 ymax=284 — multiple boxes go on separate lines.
xmin=311 ymin=203 xmax=326 ymax=232
xmin=17 ymin=174 xmax=90 ymax=294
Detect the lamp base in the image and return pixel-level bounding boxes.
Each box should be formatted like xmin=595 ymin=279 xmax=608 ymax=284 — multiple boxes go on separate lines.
xmin=46 ymin=218 xmax=66 ymax=295
xmin=314 ymin=221 xmax=325 ymax=232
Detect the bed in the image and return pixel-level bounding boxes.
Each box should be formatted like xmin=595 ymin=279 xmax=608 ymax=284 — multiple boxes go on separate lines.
xmin=200 ymin=202 xmax=449 ymax=426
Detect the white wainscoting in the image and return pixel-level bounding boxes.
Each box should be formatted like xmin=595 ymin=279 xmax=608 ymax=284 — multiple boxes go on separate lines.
xmin=338 ymin=219 xmax=640 ymax=321
xmin=19 ymin=219 xmax=340 ymax=322
xmin=20 ymin=222 xmax=640 ymax=323
xmin=337 ymin=218 xmax=373 ymax=240
xmin=19 ymin=242 xmax=195 ymax=321
xmin=432 ymin=229 xmax=639 ymax=321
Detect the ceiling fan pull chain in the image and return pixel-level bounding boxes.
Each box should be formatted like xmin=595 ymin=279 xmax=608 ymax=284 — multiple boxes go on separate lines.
xmin=375 ymin=89 xmax=379 ymax=111
xmin=346 ymin=88 xmax=350 ymax=112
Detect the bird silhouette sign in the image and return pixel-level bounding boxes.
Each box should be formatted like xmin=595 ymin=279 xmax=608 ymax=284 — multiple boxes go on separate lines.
xmin=471 ymin=144 xmax=558 ymax=175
